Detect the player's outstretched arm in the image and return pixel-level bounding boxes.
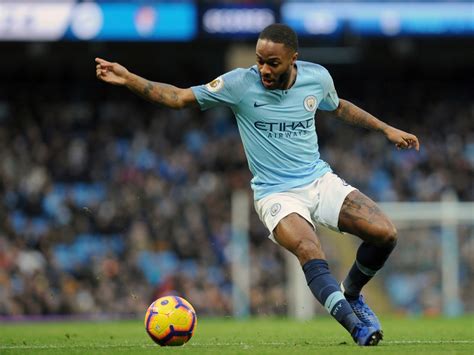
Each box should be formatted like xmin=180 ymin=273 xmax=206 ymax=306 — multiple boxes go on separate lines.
xmin=95 ymin=57 xmax=197 ymax=109
xmin=332 ymin=98 xmax=420 ymax=151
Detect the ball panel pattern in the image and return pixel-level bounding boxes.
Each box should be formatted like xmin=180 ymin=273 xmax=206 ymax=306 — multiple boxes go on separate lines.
xmin=144 ymin=296 xmax=197 ymax=346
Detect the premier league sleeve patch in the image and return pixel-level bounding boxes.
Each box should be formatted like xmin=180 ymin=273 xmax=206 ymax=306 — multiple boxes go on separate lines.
xmin=304 ymin=95 xmax=317 ymax=112
xmin=205 ymin=76 xmax=224 ymax=92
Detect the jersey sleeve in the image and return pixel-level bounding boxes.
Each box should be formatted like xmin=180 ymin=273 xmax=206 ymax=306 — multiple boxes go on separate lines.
xmin=317 ymin=67 xmax=340 ymax=111
xmin=191 ymin=68 xmax=250 ymax=111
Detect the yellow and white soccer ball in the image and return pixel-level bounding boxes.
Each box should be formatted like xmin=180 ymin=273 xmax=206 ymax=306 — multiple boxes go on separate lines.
xmin=144 ymin=296 xmax=197 ymax=346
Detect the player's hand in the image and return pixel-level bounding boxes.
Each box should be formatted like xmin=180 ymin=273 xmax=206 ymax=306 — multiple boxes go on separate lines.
xmin=95 ymin=57 xmax=129 ymax=86
xmin=384 ymin=126 xmax=420 ymax=151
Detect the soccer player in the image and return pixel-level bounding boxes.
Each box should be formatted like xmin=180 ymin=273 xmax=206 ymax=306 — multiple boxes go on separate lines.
xmin=95 ymin=24 xmax=419 ymax=346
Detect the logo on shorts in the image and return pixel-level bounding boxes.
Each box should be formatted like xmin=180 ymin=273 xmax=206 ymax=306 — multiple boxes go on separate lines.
xmin=270 ymin=203 xmax=281 ymax=216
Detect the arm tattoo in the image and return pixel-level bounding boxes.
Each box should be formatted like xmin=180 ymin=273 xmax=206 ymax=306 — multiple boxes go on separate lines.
xmin=335 ymin=99 xmax=388 ymax=132
xmin=127 ymin=74 xmax=182 ymax=108
xmin=141 ymin=81 xmax=179 ymax=106
xmin=143 ymin=82 xmax=154 ymax=97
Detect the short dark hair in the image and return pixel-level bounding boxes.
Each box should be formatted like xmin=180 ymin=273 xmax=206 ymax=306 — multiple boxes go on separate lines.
xmin=258 ymin=23 xmax=298 ymax=52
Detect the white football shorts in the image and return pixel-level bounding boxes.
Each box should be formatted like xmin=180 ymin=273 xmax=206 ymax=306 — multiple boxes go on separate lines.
xmin=254 ymin=172 xmax=357 ymax=243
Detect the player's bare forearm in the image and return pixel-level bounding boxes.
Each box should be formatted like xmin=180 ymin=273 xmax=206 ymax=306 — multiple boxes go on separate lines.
xmin=332 ymin=99 xmax=420 ymax=150
xmin=332 ymin=99 xmax=389 ymax=133
xmin=95 ymin=57 xmax=196 ymax=109
xmin=126 ymin=73 xmax=191 ymax=109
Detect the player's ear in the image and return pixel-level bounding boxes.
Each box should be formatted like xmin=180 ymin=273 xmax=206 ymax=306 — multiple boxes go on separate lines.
xmin=291 ymin=51 xmax=298 ymax=65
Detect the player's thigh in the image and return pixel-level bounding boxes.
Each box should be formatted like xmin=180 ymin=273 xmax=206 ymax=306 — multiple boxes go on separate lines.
xmin=338 ymin=190 xmax=397 ymax=245
xmin=274 ymin=213 xmax=325 ymax=263
xmin=254 ymin=192 xmax=324 ymax=263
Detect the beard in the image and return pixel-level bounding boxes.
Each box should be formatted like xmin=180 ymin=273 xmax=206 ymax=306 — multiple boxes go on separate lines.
xmin=277 ymin=68 xmax=291 ymax=88
xmin=260 ymin=63 xmax=294 ymax=90
xmin=275 ymin=64 xmax=295 ymax=89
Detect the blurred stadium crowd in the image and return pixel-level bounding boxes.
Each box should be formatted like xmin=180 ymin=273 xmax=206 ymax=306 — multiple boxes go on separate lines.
xmin=0 ymin=74 xmax=472 ymax=317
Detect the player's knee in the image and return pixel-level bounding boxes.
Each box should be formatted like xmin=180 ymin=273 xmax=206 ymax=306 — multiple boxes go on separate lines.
xmin=294 ymin=238 xmax=325 ymax=263
xmin=378 ymin=221 xmax=398 ymax=247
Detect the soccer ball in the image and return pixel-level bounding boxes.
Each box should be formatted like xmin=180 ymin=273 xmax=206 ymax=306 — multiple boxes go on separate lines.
xmin=144 ymin=296 xmax=197 ymax=346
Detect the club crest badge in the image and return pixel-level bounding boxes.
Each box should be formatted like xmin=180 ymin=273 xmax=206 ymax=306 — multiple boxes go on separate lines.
xmin=270 ymin=203 xmax=281 ymax=217
xmin=304 ymin=95 xmax=317 ymax=112
xmin=206 ymin=76 xmax=224 ymax=92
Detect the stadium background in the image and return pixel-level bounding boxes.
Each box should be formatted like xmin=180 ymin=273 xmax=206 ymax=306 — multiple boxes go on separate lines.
xmin=0 ymin=0 xmax=473 ymax=321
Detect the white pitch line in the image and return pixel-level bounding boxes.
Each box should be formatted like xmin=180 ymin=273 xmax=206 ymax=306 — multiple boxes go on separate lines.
xmin=0 ymin=344 xmax=154 ymax=350
xmin=386 ymin=340 xmax=474 ymax=345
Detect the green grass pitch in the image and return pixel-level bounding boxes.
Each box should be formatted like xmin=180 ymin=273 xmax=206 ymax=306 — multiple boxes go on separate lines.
xmin=1 ymin=317 xmax=473 ymax=354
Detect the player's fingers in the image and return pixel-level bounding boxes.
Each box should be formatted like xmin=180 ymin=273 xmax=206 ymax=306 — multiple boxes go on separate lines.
xmin=401 ymin=138 xmax=412 ymax=149
xmin=95 ymin=58 xmax=115 ymax=70
xmin=99 ymin=63 xmax=113 ymax=70
xmin=96 ymin=68 xmax=108 ymax=77
xmin=405 ymin=136 xmax=420 ymax=151
xmin=412 ymin=136 xmax=420 ymax=151
xmin=95 ymin=57 xmax=109 ymax=64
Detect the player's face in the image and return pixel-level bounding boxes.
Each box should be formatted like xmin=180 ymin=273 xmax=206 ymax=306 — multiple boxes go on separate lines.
xmin=256 ymin=39 xmax=297 ymax=90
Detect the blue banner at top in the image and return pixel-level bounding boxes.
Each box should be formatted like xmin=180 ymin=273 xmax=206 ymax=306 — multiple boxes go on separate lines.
xmin=67 ymin=2 xmax=196 ymax=41
xmin=282 ymin=2 xmax=474 ymax=36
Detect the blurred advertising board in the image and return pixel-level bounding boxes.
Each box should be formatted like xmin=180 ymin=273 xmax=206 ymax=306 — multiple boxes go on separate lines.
xmin=0 ymin=1 xmax=197 ymax=41
xmin=199 ymin=5 xmax=278 ymax=38
xmin=282 ymin=2 xmax=474 ymax=36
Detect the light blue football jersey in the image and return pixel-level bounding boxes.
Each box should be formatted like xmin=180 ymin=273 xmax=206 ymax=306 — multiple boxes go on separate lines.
xmin=191 ymin=60 xmax=339 ymax=200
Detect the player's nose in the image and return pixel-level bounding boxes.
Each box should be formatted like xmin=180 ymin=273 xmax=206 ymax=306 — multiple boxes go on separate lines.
xmin=260 ymin=64 xmax=272 ymax=77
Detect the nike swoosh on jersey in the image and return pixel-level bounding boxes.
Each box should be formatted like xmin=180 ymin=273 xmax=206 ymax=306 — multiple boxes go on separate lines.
xmin=254 ymin=102 xmax=270 ymax=108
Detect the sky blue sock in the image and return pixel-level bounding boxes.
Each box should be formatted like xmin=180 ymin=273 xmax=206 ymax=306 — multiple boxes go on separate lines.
xmin=303 ymin=259 xmax=360 ymax=334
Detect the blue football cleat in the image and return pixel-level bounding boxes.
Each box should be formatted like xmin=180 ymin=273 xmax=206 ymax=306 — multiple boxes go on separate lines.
xmin=347 ymin=294 xmax=383 ymax=335
xmin=340 ymin=283 xmax=383 ymax=335
xmin=352 ymin=324 xmax=382 ymax=346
